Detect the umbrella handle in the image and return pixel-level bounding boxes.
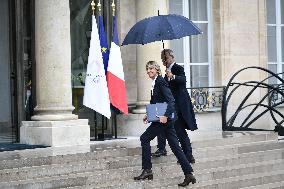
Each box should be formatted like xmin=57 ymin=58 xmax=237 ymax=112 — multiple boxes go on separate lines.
xmin=158 ymin=10 xmax=164 ymax=49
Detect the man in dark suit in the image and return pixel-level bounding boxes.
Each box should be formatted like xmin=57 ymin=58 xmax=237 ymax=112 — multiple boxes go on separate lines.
xmin=134 ymin=61 xmax=196 ymax=187
xmin=152 ymin=49 xmax=198 ymax=164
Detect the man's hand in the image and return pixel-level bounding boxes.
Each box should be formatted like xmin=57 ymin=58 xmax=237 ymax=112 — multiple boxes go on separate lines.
xmin=143 ymin=115 xmax=148 ymax=124
xmin=157 ymin=116 xmax=168 ymax=124
xmin=166 ymin=69 xmax=174 ymax=80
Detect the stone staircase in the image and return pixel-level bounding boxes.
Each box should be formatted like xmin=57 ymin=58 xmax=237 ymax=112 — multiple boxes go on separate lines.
xmin=0 ymin=131 xmax=283 ymax=189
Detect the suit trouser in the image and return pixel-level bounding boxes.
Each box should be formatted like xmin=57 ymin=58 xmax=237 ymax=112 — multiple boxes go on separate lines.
xmin=157 ymin=114 xmax=193 ymax=159
xmin=140 ymin=121 xmax=193 ymax=174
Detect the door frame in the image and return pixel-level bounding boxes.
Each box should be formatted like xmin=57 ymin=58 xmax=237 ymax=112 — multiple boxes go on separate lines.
xmin=9 ymin=0 xmax=35 ymax=142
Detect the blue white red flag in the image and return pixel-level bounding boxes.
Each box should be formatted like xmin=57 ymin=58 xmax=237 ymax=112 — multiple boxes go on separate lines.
xmin=107 ymin=16 xmax=128 ymax=114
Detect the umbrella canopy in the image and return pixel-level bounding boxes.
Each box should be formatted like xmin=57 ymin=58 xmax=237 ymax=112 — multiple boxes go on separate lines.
xmin=122 ymin=14 xmax=202 ymax=46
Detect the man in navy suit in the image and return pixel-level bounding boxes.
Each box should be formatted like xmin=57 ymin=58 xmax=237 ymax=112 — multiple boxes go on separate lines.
xmin=134 ymin=61 xmax=196 ymax=187
xmin=152 ymin=49 xmax=198 ymax=164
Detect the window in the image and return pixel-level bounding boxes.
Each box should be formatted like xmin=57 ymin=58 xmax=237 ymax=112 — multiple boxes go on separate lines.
xmin=266 ymin=0 xmax=284 ymax=84
xmin=169 ymin=0 xmax=212 ymax=88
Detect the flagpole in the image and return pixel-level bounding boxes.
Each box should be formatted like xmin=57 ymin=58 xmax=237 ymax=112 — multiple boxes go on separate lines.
xmin=111 ymin=0 xmax=117 ymax=139
xmin=111 ymin=0 xmax=115 ymax=16
xmin=97 ymin=0 xmax=107 ymax=140
xmin=90 ymin=0 xmax=97 ymax=140
xmin=97 ymin=0 xmax=101 ymax=15
xmin=91 ymin=0 xmax=95 ymax=15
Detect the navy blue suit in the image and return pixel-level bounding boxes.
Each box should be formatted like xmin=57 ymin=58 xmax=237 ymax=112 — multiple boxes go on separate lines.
xmin=140 ymin=75 xmax=193 ymax=174
xmin=157 ymin=63 xmax=198 ymax=160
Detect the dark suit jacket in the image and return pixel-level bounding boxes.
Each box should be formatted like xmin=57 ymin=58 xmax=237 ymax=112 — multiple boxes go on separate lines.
xmin=165 ymin=63 xmax=198 ymax=131
xmin=150 ymin=75 xmax=175 ymax=119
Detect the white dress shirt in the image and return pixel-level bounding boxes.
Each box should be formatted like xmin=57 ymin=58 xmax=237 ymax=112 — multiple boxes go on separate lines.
xmin=151 ymin=75 xmax=158 ymax=95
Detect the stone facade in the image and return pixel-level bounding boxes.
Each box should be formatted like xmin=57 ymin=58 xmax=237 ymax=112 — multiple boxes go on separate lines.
xmin=19 ymin=0 xmax=279 ymax=145
xmin=116 ymin=0 xmax=274 ymax=136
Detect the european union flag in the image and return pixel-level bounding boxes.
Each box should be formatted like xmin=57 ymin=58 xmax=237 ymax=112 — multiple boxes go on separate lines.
xmin=98 ymin=16 xmax=109 ymax=74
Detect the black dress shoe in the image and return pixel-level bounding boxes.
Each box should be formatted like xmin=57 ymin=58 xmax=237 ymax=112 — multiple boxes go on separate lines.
xmin=134 ymin=169 xmax=153 ymax=180
xmin=178 ymin=173 xmax=196 ymax=187
xmin=151 ymin=149 xmax=167 ymax=157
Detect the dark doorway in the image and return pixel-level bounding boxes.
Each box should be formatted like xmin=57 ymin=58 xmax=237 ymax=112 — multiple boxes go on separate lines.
xmin=0 ymin=0 xmax=35 ymax=143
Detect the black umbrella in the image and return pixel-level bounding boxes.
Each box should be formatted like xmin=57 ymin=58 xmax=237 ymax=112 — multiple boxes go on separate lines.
xmin=122 ymin=13 xmax=202 ymax=47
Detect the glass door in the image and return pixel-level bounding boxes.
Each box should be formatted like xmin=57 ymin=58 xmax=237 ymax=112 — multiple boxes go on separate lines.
xmin=0 ymin=0 xmax=13 ymax=143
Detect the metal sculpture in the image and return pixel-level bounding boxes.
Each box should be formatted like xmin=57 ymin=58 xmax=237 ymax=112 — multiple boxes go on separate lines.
xmin=222 ymin=66 xmax=284 ymax=135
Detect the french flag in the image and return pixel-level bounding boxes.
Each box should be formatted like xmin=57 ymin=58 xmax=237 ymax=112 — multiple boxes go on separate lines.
xmin=107 ymin=16 xmax=128 ymax=114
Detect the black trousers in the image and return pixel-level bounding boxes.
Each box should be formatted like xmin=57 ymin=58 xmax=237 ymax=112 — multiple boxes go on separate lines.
xmin=157 ymin=114 xmax=193 ymax=160
xmin=140 ymin=121 xmax=193 ymax=174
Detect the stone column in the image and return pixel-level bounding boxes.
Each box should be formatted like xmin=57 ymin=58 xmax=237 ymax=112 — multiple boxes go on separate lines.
xmin=116 ymin=0 xmax=168 ymax=136
xmin=132 ymin=0 xmax=168 ymax=113
xmin=215 ymin=0 xmax=269 ymax=129
xmin=20 ymin=0 xmax=90 ymax=147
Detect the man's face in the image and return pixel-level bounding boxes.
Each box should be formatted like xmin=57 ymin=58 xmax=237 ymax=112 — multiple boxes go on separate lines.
xmin=161 ymin=52 xmax=174 ymax=67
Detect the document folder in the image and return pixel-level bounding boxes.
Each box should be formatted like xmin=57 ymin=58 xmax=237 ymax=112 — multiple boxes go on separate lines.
xmin=146 ymin=102 xmax=175 ymax=122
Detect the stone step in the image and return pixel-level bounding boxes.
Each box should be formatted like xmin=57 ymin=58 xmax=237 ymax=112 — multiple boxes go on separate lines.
xmin=0 ymin=146 xmax=130 ymax=170
xmin=0 ymin=131 xmax=280 ymax=189
xmin=0 ymin=140 xmax=283 ymax=183
xmin=191 ymin=131 xmax=278 ymax=149
xmin=193 ymin=139 xmax=282 ymax=159
xmin=192 ymin=170 xmax=284 ymax=189
xmin=0 ymin=132 xmax=278 ymax=172
xmin=240 ymin=180 xmax=284 ymax=189
xmin=93 ymin=169 xmax=284 ymax=189
xmin=106 ymin=140 xmax=284 ymax=169
xmin=0 ymin=131 xmax=277 ymax=161
xmin=1 ymin=156 xmax=283 ymax=189
xmin=0 ymin=175 xmax=87 ymax=189
xmin=88 ymin=132 xmax=278 ymax=150
xmin=85 ymin=159 xmax=284 ymax=188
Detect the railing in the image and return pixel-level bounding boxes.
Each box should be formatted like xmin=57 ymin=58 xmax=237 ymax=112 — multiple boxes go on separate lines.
xmin=187 ymin=86 xmax=225 ymax=113
xmin=221 ymin=66 xmax=284 ymax=135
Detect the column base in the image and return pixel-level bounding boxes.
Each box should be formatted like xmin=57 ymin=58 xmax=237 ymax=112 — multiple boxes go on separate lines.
xmin=132 ymin=101 xmax=149 ymax=114
xmin=20 ymin=119 xmax=90 ymax=147
xmin=117 ymin=113 xmax=147 ymax=136
xmin=31 ymin=114 xmax=78 ymax=121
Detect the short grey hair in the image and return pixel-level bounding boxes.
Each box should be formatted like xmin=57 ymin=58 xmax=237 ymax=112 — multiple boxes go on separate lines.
xmin=146 ymin=61 xmax=161 ymax=75
xmin=161 ymin=49 xmax=174 ymax=58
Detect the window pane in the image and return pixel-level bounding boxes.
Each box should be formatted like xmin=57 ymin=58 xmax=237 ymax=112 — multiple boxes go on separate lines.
xmin=169 ymin=0 xmax=184 ymax=63
xmin=188 ymin=0 xmax=207 ymax=21
xmin=282 ymin=64 xmax=284 ymax=79
xmin=190 ymin=23 xmax=208 ymax=63
xmin=190 ymin=65 xmax=209 ymax=87
xmin=267 ymin=26 xmax=277 ymax=62
xmin=282 ymin=0 xmax=284 ymax=24
xmin=282 ymin=27 xmax=284 ymax=62
xmin=267 ymin=0 xmax=276 ymax=24
xmin=268 ymin=64 xmax=277 ymax=84
xmin=169 ymin=0 xmax=183 ymax=15
xmin=170 ymin=38 xmax=184 ymax=63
